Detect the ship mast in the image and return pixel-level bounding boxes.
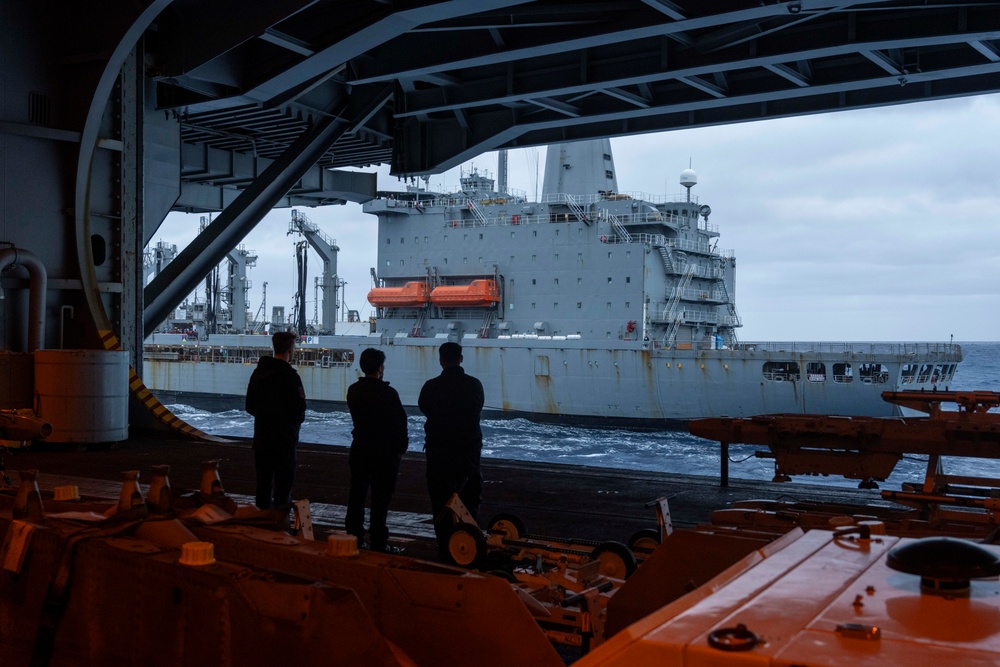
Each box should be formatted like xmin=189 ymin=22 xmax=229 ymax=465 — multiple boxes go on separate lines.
xmin=497 ymin=149 xmax=508 ymax=195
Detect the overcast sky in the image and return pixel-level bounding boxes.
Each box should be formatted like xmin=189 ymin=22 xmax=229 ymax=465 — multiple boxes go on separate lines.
xmin=156 ymin=93 xmax=1000 ymax=342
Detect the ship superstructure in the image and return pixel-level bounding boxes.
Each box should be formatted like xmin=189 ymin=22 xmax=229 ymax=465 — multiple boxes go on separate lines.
xmin=142 ymin=140 xmax=962 ymax=426
xmin=366 ymin=139 xmax=737 ymax=351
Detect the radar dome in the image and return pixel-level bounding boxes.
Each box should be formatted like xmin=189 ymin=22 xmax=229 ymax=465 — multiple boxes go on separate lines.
xmin=680 ymin=168 xmax=698 ymax=188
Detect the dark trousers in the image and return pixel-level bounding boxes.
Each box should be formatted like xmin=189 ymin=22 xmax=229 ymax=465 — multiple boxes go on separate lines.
xmin=345 ymin=454 xmax=401 ymax=550
xmin=426 ymin=454 xmax=483 ymax=554
xmin=253 ymin=445 xmax=297 ymax=510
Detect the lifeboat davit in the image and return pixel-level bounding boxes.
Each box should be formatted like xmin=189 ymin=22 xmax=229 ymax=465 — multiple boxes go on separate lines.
xmin=429 ymin=280 xmax=500 ymax=307
xmin=367 ymin=281 xmax=430 ymax=308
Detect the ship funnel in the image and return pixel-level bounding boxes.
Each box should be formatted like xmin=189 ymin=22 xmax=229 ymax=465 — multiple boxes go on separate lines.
xmin=541 ymin=139 xmax=618 ymax=197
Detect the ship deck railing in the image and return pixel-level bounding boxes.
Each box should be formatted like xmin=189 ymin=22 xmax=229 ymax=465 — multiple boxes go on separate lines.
xmin=603 ymin=233 xmax=732 ymax=259
xmin=735 ymin=341 xmax=963 ymax=357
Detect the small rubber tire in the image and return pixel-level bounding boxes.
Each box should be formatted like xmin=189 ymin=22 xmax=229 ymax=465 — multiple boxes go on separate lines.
xmin=590 ymin=541 xmax=638 ymax=579
xmin=448 ymin=523 xmax=487 ymax=568
xmin=627 ymin=528 xmax=661 ymax=554
xmin=487 ymin=512 xmax=527 ymax=540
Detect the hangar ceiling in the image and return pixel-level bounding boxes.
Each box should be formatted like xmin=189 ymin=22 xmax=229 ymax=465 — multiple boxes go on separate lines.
xmin=149 ymin=0 xmax=1000 ymax=182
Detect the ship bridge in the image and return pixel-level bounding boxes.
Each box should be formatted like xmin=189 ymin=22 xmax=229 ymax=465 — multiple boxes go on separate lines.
xmin=0 ymin=1 xmax=996 ymax=427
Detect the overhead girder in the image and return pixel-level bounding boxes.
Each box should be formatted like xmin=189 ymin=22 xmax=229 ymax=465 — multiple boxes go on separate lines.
xmin=143 ymin=0 xmax=1000 ymax=182
xmin=144 ymin=97 xmax=359 ymax=333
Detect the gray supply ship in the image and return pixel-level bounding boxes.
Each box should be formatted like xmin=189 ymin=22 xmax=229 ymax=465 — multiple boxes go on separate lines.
xmin=143 ymin=140 xmax=962 ymax=427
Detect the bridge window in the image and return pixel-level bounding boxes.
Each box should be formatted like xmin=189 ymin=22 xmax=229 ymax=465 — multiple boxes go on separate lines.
xmin=626 ymin=276 xmax=630 ymax=284
xmin=917 ymin=364 xmax=934 ymax=383
xmin=553 ymin=278 xmax=559 ymax=285
xmin=833 ymin=363 xmax=853 ymax=383
xmin=900 ymin=363 xmax=917 ymax=384
xmin=859 ymin=363 xmax=889 ymax=384
xmin=577 ymin=302 xmax=582 ymax=309
xmin=532 ymin=279 xmax=536 ymax=285
xmin=763 ymin=361 xmax=800 ymax=382
xmin=807 ymin=362 xmax=826 ymax=382
xmin=533 ymin=230 xmax=538 ymax=237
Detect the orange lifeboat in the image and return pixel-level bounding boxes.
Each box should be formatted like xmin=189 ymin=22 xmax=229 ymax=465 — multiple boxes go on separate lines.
xmin=367 ymin=281 xmax=430 ymax=308
xmin=429 ymin=280 xmax=500 ymax=307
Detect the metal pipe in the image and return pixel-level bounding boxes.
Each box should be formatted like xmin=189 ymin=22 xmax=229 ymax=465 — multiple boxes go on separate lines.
xmin=0 ymin=247 xmax=48 ymax=351
xmin=60 ymin=305 xmax=74 ymax=349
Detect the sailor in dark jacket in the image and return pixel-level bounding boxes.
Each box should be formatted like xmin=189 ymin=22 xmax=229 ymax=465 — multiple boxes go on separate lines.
xmin=245 ymin=330 xmax=306 ymax=510
xmin=418 ymin=341 xmax=485 ymax=556
xmin=345 ymin=348 xmax=409 ymax=552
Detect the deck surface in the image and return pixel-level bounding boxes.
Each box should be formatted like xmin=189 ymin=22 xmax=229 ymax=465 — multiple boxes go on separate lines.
xmin=1 ymin=431 xmax=886 ymax=561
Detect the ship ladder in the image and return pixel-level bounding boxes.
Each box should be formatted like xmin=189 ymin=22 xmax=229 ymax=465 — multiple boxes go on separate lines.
xmin=467 ymin=200 xmax=489 ymax=226
xmin=716 ymin=278 xmax=742 ymax=344
xmin=566 ymin=194 xmax=591 ymax=224
xmin=607 ymin=212 xmax=632 ymax=243
xmin=656 ymin=246 xmax=675 ymax=274
xmin=664 ymin=266 xmax=696 ymax=349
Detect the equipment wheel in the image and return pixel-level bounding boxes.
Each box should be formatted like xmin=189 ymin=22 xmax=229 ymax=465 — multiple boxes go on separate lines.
xmin=590 ymin=541 xmax=638 ymax=579
xmin=487 ymin=513 xmax=527 ymax=540
xmin=627 ymin=528 xmax=661 ymax=554
xmin=448 ymin=523 xmax=487 ymax=568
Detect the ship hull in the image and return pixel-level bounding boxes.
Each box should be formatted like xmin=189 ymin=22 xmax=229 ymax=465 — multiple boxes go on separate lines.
xmin=142 ymin=335 xmax=961 ymax=428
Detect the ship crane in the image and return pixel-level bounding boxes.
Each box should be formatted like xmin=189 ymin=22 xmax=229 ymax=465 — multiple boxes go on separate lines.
xmin=289 ymin=209 xmax=340 ymax=335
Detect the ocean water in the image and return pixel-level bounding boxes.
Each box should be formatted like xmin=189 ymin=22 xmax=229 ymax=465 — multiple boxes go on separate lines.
xmin=170 ymin=341 xmax=1000 ymax=489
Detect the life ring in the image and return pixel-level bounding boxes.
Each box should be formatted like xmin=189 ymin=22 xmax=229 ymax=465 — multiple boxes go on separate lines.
xmin=511 ymin=214 xmax=520 ymax=225
xmin=626 ymin=320 xmax=636 ymax=334
xmin=451 ymin=221 xmax=458 ymax=227
xmin=599 ymin=235 xmax=608 ymax=243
